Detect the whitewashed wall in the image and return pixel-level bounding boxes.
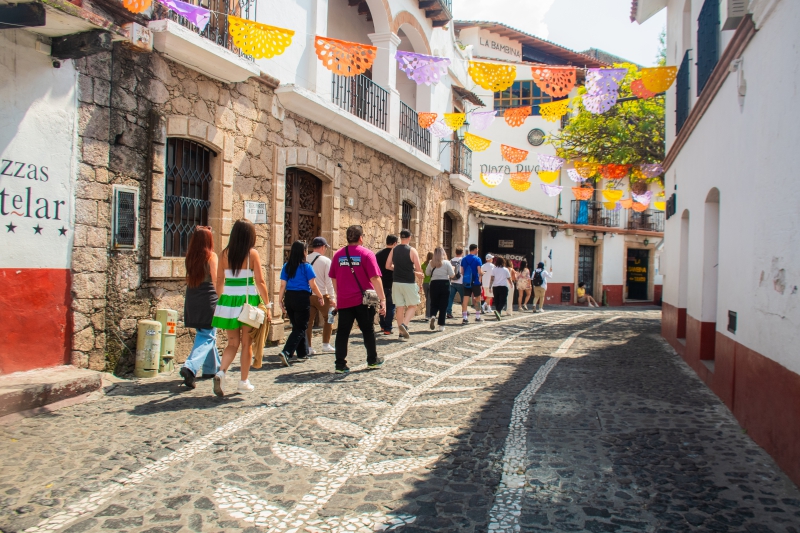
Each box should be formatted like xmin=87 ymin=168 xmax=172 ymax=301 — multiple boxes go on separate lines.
xmin=0 ymin=30 xmax=77 ymax=270
xmin=661 ymin=0 xmax=800 ymax=374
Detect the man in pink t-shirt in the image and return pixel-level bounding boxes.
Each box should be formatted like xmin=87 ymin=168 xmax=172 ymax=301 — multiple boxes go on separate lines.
xmin=329 ymin=225 xmax=386 ymax=373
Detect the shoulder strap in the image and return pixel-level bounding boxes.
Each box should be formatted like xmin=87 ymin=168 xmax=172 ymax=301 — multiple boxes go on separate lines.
xmin=310 ymin=254 xmax=321 ymax=266
xmin=345 ymin=246 xmax=366 ymax=297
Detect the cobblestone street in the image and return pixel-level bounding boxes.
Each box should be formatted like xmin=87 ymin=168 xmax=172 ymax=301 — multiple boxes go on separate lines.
xmin=1 ymin=310 xmax=798 ymax=533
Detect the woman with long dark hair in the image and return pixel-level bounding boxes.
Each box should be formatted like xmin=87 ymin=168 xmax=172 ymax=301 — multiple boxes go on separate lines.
xmin=180 ymin=227 xmax=219 ymax=389
xmin=277 ymin=240 xmax=325 ymax=365
xmin=489 ymin=255 xmax=512 ymax=320
xmin=211 ymin=219 xmax=272 ymax=396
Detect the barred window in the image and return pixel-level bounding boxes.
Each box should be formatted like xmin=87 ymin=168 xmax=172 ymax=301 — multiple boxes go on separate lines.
xmin=401 ymin=201 xmax=413 ymax=232
xmin=493 ymin=80 xmax=552 ymax=115
xmin=113 ymin=185 xmax=138 ymax=249
xmin=164 ymin=138 xmax=213 ymax=257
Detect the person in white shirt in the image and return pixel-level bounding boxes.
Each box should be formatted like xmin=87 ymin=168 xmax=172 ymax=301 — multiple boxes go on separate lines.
xmin=489 ymin=256 xmax=512 ymax=320
xmin=481 ymin=254 xmax=495 ymax=313
xmin=531 ymin=261 xmax=553 ymax=313
xmin=306 ymin=237 xmax=336 ymax=353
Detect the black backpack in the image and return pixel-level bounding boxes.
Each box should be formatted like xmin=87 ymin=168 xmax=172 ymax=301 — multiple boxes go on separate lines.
xmin=451 ymin=258 xmax=461 ymax=281
xmin=532 ymin=269 xmax=544 ymax=287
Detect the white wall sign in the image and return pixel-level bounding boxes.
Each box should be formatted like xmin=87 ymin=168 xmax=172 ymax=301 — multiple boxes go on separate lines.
xmin=244 ymin=200 xmax=267 ymax=224
xmin=499 ymin=239 xmax=514 ymax=248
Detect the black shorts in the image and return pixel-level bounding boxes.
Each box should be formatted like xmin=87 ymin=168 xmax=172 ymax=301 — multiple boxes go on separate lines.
xmin=463 ymin=285 xmax=481 ymax=298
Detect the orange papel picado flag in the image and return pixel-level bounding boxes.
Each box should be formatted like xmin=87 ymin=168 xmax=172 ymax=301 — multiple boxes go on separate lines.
xmin=501 ymin=144 xmax=528 ymax=164
xmin=504 ymin=106 xmax=532 ymax=127
xmin=531 ymin=66 xmax=576 ymax=98
xmin=314 ymin=36 xmax=376 ymax=76
xmin=417 ymin=113 xmax=437 ymax=129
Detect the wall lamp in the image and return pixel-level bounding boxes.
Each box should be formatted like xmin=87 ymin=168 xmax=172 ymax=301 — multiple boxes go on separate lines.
xmin=478 ymin=220 xmax=485 ymax=231
xmin=644 ymin=238 xmax=650 ymax=246
xmin=592 ymin=234 xmax=598 ymax=243
xmin=550 ymin=227 xmax=558 ymax=238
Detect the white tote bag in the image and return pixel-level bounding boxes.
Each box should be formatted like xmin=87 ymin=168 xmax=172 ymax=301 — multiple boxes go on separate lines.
xmin=237 ymin=255 xmax=265 ymax=328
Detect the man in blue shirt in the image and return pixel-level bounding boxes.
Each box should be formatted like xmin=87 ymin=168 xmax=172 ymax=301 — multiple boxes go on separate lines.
xmin=459 ymin=244 xmax=484 ymax=324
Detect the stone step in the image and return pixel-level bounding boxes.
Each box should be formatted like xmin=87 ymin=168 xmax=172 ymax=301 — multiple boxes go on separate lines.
xmin=0 ymin=365 xmax=102 ymax=419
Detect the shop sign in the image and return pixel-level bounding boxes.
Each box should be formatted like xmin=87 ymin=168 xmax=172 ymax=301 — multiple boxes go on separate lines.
xmin=498 ymin=239 xmax=514 ymax=248
xmin=244 ymin=201 xmax=267 ymax=224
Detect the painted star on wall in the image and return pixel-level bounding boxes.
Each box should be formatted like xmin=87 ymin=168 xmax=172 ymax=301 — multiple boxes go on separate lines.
xmin=59 ymin=227 xmax=68 ymax=236
xmin=33 ymin=225 xmax=43 ymax=234
xmin=6 ymin=223 xmax=16 ymax=233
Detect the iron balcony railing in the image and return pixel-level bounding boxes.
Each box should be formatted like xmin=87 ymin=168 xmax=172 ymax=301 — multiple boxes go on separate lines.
xmin=676 ymin=50 xmax=691 ymax=134
xmin=153 ymin=0 xmax=256 ymax=61
xmin=399 ymin=102 xmax=431 ymax=156
xmin=451 ymin=139 xmax=472 ymax=177
xmin=628 ymin=210 xmax=665 ymax=232
xmin=331 ymin=74 xmax=389 ymax=131
xmin=571 ymin=200 xmax=620 ymax=228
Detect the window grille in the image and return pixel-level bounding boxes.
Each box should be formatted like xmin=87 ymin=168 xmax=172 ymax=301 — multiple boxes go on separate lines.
xmin=696 ymin=0 xmax=720 ymax=95
xmin=676 ymin=51 xmax=691 ymax=134
xmin=493 ymin=80 xmax=552 ymax=115
xmin=401 ymin=201 xmax=413 ymax=232
xmin=113 ymin=185 xmax=138 ymax=249
xmin=164 ymin=138 xmax=213 ymax=257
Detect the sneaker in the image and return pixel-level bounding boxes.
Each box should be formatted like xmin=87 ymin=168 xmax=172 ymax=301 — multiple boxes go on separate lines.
xmin=321 ymin=343 xmax=336 ymax=353
xmin=367 ymin=359 xmax=383 ymax=369
xmin=438 ymin=326 xmax=446 ymax=332
xmin=399 ymin=323 xmax=410 ymax=339
xmin=238 ymin=379 xmax=254 ymax=393
xmin=462 ymin=318 xmax=469 ymax=325
xmin=279 ymin=351 xmax=290 ymax=367
xmin=429 ymin=317 xmax=436 ymax=330
xmin=180 ymin=367 xmax=196 ymax=389
xmin=213 ymin=371 xmax=225 ymax=397
xmin=382 ymin=330 xmax=392 ymax=335
xmin=307 ymin=347 xmax=317 ymax=355
xmin=521 ymin=305 xmax=528 ymax=311
xmin=398 ymin=335 xmax=408 ymax=342
xmin=475 ymin=316 xmax=483 ymax=322
xmin=423 ymin=316 xmax=431 ymax=321
xmin=446 ymin=314 xmax=454 ymax=319
xmin=335 ymin=366 xmax=351 ymax=374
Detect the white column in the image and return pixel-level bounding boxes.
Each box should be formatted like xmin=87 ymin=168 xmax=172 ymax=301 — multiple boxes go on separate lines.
xmin=369 ymin=31 xmax=402 ymax=137
xmin=307 ymin=0 xmax=332 ymax=97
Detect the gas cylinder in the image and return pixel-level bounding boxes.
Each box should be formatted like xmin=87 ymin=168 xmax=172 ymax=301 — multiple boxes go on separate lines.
xmin=135 ymin=320 xmax=162 ymax=378
xmin=155 ymin=309 xmax=177 ymax=373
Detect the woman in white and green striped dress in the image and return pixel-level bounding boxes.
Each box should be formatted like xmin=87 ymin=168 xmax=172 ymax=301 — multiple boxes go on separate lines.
xmin=212 ymin=219 xmax=271 ymax=396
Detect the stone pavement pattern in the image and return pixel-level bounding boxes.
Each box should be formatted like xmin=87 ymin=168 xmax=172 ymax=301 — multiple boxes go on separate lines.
xmin=1 ymin=310 xmax=798 ymax=533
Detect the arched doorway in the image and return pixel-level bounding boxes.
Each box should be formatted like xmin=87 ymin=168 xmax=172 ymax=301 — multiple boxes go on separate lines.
xmin=442 ymin=212 xmax=454 ymax=258
xmin=284 ymin=168 xmax=322 ymax=260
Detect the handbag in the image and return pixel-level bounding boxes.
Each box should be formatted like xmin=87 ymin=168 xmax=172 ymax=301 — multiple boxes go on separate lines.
xmin=238 ymin=255 xmax=266 ymax=327
xmin=345 ymin=246 xmax=380 ymax=308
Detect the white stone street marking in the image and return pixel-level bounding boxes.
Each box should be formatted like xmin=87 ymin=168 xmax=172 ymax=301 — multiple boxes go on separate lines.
xmin=262 ymin=314 xmax=590 ymax=532
xmin=426 ymin=386 xmax=483 ymax=392
xmin=316 ymin=416 xmax=368 ymax=437
xmin=449 ymin=374 xmax=499 ymax=380
xmin=424 ymin=359 xmax=453 ymax=367
xmin=472 ymin=364 xmax=513 ymax=369
xmin=344 ymin=394 xmax=390 ymax=409
xmin=455 ymin=347 xmax=481 ymax=353
xmin=374 ymin=377 xmax=414 ymax=389
xmin=389 ymin=427 xmax=457 ymax=439
xmin=403 ymin=367 xmax=437 ymax=376
xmin=487 ymin=316 xmax=620 ymax=533
xmin=437 ymin=353 xmax=464 ymax=360
xmin=25 ymin=312 xmax=569 ymax=533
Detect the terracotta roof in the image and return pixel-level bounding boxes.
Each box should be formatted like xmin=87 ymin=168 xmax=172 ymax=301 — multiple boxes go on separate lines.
xmin=453 ymin=21 xmax=609 ymax=68
xmin=469 ymin=192 xmax=563 ymax=225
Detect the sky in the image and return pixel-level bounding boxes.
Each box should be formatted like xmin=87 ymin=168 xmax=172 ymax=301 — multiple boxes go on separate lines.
xmin=452 ymin=0 xmax=667 ymax=67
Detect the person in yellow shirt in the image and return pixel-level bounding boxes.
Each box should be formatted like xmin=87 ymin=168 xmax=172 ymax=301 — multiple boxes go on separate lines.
xmin=576 ymin=281 xmax=599 ymax=308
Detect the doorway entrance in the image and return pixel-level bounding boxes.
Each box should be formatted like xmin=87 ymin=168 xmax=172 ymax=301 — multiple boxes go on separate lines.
xmin=442 ymin=212 xmax=454 ymax=258
xmin=578 ymin=245 xmax=596 ymax=297
xmin=284 ymin=168 xmax=322 ymax=261
xmin=626 ymin=248 xmax=649 ymax=300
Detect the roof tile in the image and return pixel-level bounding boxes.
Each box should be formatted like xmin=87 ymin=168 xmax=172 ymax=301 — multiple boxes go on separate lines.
xmin=469 ymin=192 xmax=563 ymax=225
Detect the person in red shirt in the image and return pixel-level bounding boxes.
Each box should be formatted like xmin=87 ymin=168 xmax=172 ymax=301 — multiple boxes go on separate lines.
xmin=329 ymin=225 xmax=387 ymax=373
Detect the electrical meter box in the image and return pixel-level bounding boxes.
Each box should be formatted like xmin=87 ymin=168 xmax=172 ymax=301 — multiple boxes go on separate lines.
xmin=135 ymin=320 xmax=162 ymax=378
xmin=155 ymin=309 xmax=178 ymax=373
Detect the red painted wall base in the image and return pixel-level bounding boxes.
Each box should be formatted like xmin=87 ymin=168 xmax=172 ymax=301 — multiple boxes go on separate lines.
xmin=662 ymin=302 xmax=800 ymax=487
xmin=0 ymin=269 xmax=72 ymax=374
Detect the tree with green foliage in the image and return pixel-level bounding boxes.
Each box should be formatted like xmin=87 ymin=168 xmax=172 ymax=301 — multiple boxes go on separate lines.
xmin=547 ymin=63 xmax=665 ymax=183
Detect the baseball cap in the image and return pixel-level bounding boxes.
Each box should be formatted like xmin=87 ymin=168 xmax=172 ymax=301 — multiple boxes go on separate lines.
xmin=310 ymin=237 xmax=328 ymax=248
xmin=486 ymin=253 xmax=494 ymax=260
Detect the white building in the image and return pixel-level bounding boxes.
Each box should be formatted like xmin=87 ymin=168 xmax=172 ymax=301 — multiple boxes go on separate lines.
xmin=455 ymin=21 xmax=665 ymax=308
xmin=632 ymin=0 xmax=800 ymax=486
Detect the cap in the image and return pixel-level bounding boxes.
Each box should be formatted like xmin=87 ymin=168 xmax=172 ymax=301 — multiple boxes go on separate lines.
xmin=310 ymin=237 xmax=329 ymax=248
xmin=485 ymin=253 xmax=494 ymax=260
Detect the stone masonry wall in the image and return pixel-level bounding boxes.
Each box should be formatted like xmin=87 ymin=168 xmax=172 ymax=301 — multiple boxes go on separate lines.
xmin=71 ymin=43 xmax=467 ymax=373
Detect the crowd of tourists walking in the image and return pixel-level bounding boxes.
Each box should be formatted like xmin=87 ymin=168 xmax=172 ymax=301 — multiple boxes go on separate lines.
xmin=180 ymin=220 xmax=566 ymax=396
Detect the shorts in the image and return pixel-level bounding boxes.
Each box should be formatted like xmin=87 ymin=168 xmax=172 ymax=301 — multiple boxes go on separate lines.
xmin=482 ymin=286 xmax=493 ymax=298
xmin=577 ymin=296 xmax=587 ymax=303
xmin=463 ymin=284 xmax=481 ymax=298
xmin=393 ymin=282 xmax=421 ymax=307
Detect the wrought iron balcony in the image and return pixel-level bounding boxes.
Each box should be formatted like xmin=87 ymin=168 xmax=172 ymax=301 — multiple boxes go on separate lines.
xmin=419 ymin=0 xmax=452 ymax=27
xmin=628 ymin=210 xmax=665 ymax=232
xmin=571 ymin=200 xmax=620 ymax=228
xmin=451 ymin=139 xmax=472 ymax=177
xmin=331 ymin=74 xmax=389 ymax=131
xmin=399 ymin=102 xmax=431 ymax=156
xmin=152 ymin=0 xmax=256 ymax=61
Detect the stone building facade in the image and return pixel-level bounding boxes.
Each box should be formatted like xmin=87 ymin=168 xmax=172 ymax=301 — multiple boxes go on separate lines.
xmin=70 ymin=45 xmax=468 ymax=373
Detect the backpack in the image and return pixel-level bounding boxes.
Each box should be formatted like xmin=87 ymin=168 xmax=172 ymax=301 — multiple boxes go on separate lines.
xmin=532 ymin=269 xmax=544 ymax=287
xmin=451 ymin=258 xmax=461 ymax=281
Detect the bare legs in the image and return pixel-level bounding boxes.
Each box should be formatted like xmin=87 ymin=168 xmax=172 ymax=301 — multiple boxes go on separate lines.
xmin=220 ymin=326 xmax=254 ymax=381
xmin=395 ymin=306 xmax=417 ymax=330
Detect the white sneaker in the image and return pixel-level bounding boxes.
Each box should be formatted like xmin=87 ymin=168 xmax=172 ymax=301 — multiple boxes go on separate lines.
xmin=308 ymin=346 xmax=317 ymax=355
xmin=321 ymin=343 xmax=336 ymax=353
xmin=213 ymin=371 xmax=225 ymax=397
xmin=238 ymin=379 xmax=254 ymax=393
xmin=438 ymin=326 xmax=446 ymax=332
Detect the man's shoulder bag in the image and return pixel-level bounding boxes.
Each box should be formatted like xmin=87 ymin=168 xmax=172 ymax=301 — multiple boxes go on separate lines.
xmin=346 ymin=247 xmax=380 ymax=308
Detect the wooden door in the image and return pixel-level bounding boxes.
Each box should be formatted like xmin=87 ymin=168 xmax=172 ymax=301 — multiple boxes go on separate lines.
xmin=284 ymin=169 xmax=321 ymax=261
